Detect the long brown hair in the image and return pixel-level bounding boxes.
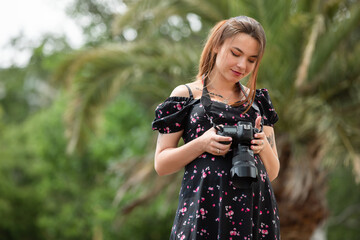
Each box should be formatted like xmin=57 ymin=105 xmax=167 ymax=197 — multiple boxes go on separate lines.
xmin=197 ymin=16 xmax=266 ymax=112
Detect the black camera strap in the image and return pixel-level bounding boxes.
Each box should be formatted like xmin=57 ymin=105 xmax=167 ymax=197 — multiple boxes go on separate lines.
xmin=200 ymin=77 xmax=217 ymax=126
xmin=238 ymin=82 xmax=264 ymax=132
xmin=200 ymin=77 xmax=264 ymax=131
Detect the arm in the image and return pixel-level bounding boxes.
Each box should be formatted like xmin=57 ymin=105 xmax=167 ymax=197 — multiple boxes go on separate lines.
xmin=154 ymin=85 xmax=232 ymax=176
xmin=252 ymin=117 xmax=280 ymax=181
xmin=155 ymin=131 xmax=201 ymax=176
xmin=155 ymin=127 xmax=233 ymax=176
xmin=258 ymin=126 xmax=280 ymax=181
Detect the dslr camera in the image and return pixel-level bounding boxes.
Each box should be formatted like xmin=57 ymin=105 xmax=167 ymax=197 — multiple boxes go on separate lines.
xmin=217 ymin=121 xmax=261 ymax=189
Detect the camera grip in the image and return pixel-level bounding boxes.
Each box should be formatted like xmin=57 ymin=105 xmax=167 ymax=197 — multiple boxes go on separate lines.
xmin=217 ymin=130 xmax=231 ymax=145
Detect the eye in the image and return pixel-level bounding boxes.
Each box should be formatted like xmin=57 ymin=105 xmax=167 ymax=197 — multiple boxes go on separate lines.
xmin=248 ymin=57 xmax=257 ymax=63
xmin=230 ymin=50 xmax=239 ymax=57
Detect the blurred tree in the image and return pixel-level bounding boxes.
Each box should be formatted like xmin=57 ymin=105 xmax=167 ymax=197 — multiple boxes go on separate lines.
xmin=66 ymin=0 xmax=125 ymax=45
xmin=0 ymin=36 xmax=73 ymax=123
xmin=0 ymin=91 xmax=168 ymax=239
xmin=54 ymin=0 xmax=360 ymax=239
xmin=0 ymin=67 xmax=29 ymax=123
xmin=0 ymin=123 xmax=44 ymax=239
xmin=326 ymin=164 xmax=360 ymax=240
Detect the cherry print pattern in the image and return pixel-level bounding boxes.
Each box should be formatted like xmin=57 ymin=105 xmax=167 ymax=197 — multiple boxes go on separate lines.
xmin=152 ymin=88 xmax=280 ymax=239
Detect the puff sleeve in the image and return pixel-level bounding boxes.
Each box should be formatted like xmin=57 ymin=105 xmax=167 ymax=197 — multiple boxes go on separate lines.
xmin=256 ymin=89 xmax=279 ymax=127
xmin=152 ymin=97 xmax=195 ymax=134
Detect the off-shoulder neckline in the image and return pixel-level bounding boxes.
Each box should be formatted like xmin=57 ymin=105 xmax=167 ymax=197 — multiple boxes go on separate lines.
xmin=165 ymin=88 xmax=268 ymax=106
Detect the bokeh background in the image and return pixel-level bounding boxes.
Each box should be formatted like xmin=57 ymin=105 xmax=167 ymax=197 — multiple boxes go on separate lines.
xmin=0 ymin=0 xmax=359 ymax=239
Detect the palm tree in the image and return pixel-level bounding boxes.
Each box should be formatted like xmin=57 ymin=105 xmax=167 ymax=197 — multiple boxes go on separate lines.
xmin=54 ymin=0 xmax=360 ymax=239
xmin=265 ymin=2 xmax=360 ymax=238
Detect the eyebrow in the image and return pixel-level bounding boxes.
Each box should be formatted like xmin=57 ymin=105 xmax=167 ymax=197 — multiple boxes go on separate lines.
xmin=232 ymin=47 xmax=258 ymax=58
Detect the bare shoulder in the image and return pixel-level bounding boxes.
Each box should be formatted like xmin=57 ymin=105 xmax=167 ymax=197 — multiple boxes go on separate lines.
xmin=170 ymin=85 xmax=191 ymax=97
xmin=186 ymin=80 xmax=203 ymax=99
xmin=170 ymin=80 xmax=203 ymax=98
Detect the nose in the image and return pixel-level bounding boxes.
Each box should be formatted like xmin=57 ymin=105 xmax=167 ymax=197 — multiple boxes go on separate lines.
xmin=237 ymin=57 xmax=246 ymax=71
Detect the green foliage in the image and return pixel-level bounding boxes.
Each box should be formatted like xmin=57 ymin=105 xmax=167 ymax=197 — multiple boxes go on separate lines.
xmin=91 ymin=93 xmax=152 ymax=159
xmin=1 ymin=0 xmax=359 ymax=239
xmin=0 ymin=89 xmax=175 ymax=239
xmin=66 ymin=0 xmax=115 ymax=45
xmin=327 ymin=164 xmax=360 ymax=240
xmin=0 ymin=67 xmax=29 ymax=122
xmin=114 ymin=192 xmax=177 ymax=240
xmin=0 ymin=36 xmax=73 ymax=124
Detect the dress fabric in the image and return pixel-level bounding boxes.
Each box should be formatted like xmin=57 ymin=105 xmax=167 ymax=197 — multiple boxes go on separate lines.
xmin=152 ymin=88 xmax=280 ymax=240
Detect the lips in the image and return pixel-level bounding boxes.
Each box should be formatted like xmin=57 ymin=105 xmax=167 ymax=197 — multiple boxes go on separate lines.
xmin=231 ymin=69 xmax=244 ymax=77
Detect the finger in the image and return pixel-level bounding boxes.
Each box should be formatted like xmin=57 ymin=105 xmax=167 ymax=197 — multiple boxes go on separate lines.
xmin=255 ymin=139 xmax=266 ymax=148
xmin=216 ymin=135 xmax=232 ymax=144
xmin=214 ymin=124 xmax=224 ymax=132
xmin=254 ymin=131 xmax=265 ymax=139
xmin=252 ymin=139 xmax=263 ymax=145
xmin=209 ymin=127 xmax=217 ymax=134
xmin=213 ymin=141 xmax=232 ymax=151
xmin=214 ymin=147 xmax=229 ymax=155
xmin=215 ymin=148 xmax=221 ymax=155
xmin=255 ymin=116 xmax=262 ymax=131
xmin=251 ymin=144 xmax=262 ymax=153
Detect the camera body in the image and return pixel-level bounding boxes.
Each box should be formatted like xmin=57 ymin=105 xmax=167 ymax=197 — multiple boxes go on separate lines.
xmin=217 ymin=121 xmax=260 ymax=188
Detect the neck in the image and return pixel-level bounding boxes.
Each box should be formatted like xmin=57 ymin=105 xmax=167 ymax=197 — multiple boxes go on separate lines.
xmin=207 ymin=72 xmax=237 ymax=92
xmin=204 ymin=73 xmax=242 ymax=104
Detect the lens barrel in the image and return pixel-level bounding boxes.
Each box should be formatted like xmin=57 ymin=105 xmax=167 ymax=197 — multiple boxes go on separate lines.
xmin=230 ymin=145 xmax=258 ymax=188
xmin=217 ymin=122 xmax=259 ymax=189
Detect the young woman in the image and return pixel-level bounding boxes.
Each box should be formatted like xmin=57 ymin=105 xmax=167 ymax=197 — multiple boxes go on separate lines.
xmin=152 ymin=16 xmax=280 ymax=239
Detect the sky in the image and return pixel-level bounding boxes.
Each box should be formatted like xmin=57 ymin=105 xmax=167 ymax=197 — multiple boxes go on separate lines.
xmin=0 ymin=1 xmax=200 ymax=68
xmin=0 ymin=0 xmax=84 ymax=67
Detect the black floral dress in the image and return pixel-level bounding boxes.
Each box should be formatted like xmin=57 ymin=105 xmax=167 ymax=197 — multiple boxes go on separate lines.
xmin=152 ymin=87 xmax=280 ymax=240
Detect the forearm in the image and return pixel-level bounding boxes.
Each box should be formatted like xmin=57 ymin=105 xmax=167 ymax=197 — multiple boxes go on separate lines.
xmin=155 ymin=137 xmax=205 ymax=176
xmin=259 ymin=142 xmax=280 ymax=181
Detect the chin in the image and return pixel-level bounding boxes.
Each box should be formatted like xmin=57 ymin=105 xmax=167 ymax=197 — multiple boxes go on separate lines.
xmin=232 ymin=75 xmax=245 ymax=82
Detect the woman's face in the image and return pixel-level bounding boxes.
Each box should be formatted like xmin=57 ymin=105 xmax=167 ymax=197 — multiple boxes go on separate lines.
xmin=213 ymin=33 xmax=260 ymax=83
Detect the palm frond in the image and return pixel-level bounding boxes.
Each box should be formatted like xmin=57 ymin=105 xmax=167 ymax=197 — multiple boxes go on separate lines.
xmin=309 ymin=2 xmax=360 ymax=80
xmin=108 ymin=137 xmax=180 ymax=215
xmin=295 ymin=14 xmax=324 ymax=89
xmin=55 ymin=39 xmax=199 ymax=154
xmin=55 ymin=1 xmax=360 ymax=237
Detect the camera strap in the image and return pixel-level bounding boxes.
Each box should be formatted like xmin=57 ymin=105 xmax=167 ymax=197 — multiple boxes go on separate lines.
xmin=238 ymin=82 xmax=264 ymax=132
xmin=200 ymin=77 xmax=264 ymax=131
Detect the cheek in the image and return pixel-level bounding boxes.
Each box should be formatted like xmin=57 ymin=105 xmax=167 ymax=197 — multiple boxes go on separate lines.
xmin=246 ymin=63 xmax=256 ymax=73
xmin=216 ymin=53 xmax=230 ymax=69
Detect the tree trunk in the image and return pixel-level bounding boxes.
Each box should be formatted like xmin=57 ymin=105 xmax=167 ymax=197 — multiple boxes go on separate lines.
xmin=273 ymin=134 xmax=329 ymax=240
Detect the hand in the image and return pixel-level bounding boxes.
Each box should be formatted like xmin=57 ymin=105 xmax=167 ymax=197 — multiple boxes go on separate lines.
xmin=199 ymin=127 xmax=232 ymax=156
xmin=251 ymin=116 xmax=267 ymax=154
